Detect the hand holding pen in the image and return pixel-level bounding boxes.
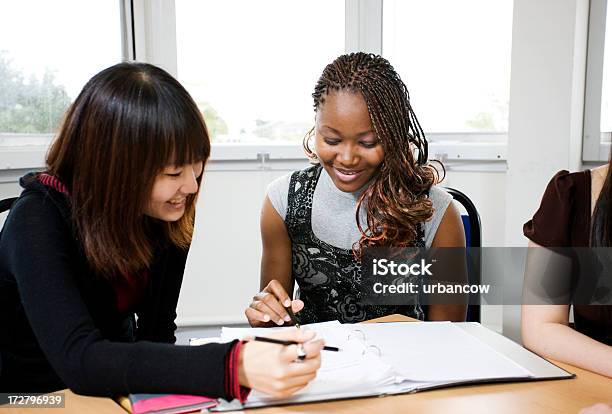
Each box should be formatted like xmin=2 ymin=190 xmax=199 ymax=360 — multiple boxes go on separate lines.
xmin=239 ymin=329 xmax=324 ymax=397
xmin=246 ymin=285 xmax=339 ymax=360
xmin=246 ymin=279 xmax=304 ymax=327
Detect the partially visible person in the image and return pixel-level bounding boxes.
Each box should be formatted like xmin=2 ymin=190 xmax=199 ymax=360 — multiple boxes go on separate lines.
xmin=522 ymin=164 xmax=612 ymax=377
xmin=0 ymin=62 xmax=323 ymax=398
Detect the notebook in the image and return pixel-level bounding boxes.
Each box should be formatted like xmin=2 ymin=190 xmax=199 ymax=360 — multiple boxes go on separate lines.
xmin=204 ymin=320 xmax=573 ymax=411
xmin=126 ymin=393 xmax=217 ymax=414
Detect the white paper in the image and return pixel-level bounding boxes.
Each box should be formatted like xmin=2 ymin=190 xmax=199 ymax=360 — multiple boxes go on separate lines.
xmin=221 ymin=321 xmax=400 ymax=402
xmin=352 ymin=322 xmax=533 ymax=382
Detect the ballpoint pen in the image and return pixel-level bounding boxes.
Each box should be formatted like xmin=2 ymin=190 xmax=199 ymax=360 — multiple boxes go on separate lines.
xmin=250 ymin=336 xmax=340 ymax=352
xmin=284 ymin=303 xmax=300 ymax=329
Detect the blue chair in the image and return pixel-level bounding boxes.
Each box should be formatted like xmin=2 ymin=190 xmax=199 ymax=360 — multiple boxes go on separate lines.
xmin=444 ymin=187 xmax=482 ymax=323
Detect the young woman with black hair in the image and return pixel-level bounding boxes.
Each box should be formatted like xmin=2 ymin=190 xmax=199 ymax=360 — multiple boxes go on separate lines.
xmin=0 ymin=62 xmax=323 ymax=398
xmin=523 ymin=165 xmax=612 ymax=377
xmin=245 ymin=52 xmax=467 ymax=327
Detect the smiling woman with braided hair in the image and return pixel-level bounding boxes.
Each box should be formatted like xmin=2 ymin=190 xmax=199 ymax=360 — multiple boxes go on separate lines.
xmin=246 ymin=52 xmax=467 ymax=327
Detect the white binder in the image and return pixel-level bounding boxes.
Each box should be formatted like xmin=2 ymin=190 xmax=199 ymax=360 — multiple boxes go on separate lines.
xmin=201 ymin=321 xmax=573 ymax=411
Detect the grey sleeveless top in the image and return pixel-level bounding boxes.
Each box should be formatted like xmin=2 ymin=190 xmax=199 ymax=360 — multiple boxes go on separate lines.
xmin=284 ymin=165 xmax=432 ymax=324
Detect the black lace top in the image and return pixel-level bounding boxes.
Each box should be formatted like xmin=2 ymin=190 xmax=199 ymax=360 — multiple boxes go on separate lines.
xmin=286 ymin=165 xmax=426 ymax=324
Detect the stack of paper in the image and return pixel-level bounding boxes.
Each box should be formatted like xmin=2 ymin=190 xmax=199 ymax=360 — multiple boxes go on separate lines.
xmin=220 ymin=321 xmax=399 ymax=405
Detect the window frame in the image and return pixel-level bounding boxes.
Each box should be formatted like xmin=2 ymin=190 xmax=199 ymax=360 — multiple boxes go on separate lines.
xmin=583 ymin=0 xmax=610 ymax=162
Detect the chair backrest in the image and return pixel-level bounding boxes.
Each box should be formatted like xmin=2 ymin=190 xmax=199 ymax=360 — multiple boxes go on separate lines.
xmin=0 ymin=197 xmax=17 ymax=214
xmin=0 ymin=197 xmax=17 ymax=231
xmin=443 ymin=188 xmax=481 ymax=248
xmin=443 ymin=187 xmax=482 ymax=322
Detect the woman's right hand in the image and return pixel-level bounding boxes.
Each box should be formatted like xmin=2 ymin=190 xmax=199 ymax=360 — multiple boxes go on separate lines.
xmin=245 ymin=280 xmax=304 ymax=327
xmin=238 ymin=329 xmax=324 ymax=398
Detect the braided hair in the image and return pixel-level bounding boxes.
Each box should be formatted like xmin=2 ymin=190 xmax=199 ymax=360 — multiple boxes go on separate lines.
xmin=303 ymin=52 xmax=441 ymax=257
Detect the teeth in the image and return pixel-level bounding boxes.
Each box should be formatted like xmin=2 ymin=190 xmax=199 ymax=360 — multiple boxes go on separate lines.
xmin=169 ymin=199 xmax=185 ymax=205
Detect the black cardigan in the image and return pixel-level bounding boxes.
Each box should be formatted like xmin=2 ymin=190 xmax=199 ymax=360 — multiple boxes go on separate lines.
xmin=0 ymin=173 xmax=235 ymax=397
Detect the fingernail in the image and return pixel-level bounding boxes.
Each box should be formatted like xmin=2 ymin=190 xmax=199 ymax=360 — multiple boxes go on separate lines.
xmin=263 ymin=314 xmax=270 ymax=322
xmin=283 ymin=299 xmax=291 ymax=307
xmin=284 ymin=315 xmax=291 ymax=322
xmin=277 ymin=319 xmax=284 ymax=325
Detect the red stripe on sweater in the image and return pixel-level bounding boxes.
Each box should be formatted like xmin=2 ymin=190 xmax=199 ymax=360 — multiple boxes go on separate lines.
xmin=224 ymin=341 xmax=250 ymax=403
xmin=234 ymin=341 xmax=250 ymax=402
xmin=38 ymin=173 xmax=69 ymax=195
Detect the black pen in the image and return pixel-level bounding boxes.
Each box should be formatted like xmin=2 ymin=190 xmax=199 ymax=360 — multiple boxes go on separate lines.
xmin=251 ymin=336 xmax=341 ymax=352
xmin=284 ymin=305 xmax=300 ymax=329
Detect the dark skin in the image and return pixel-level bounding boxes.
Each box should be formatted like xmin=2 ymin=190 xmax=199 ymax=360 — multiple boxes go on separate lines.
xmin=245 ymin=91 xmax=467 ymax=327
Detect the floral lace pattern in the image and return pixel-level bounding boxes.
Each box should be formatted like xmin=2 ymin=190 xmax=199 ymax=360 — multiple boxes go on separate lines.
xmin=285 ymin=165 xmax=425 ymax=324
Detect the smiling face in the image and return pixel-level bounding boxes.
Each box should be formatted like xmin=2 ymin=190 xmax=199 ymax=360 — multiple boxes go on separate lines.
xmin=145 ymin=161 xmax=203 ymax=222
xmin=314 ymin=90 xmax=385 ymax=193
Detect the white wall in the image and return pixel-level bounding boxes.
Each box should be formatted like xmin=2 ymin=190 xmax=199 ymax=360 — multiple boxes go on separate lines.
xmin=502 ymin=0 xmax=589 ymax=341
xmin=443 ymin=168 xmax=507 ymax=247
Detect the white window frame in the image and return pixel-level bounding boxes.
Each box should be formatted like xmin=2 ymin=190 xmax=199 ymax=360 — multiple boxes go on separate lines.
xmin=0 ymin=0 xmax=508 ymax=172
xmin=583 ymin=0 xmax=610 ymax=162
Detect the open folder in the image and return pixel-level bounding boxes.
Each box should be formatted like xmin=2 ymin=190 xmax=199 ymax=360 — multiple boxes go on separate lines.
xmin=200 ymin=321 xmax=573 ymax=411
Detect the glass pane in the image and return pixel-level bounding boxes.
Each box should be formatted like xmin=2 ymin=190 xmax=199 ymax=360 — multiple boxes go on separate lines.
xmin=601 ymin=2 xmax=612 ymax=133
xmin=0 ymin=0 xmax=122 ymax=137
xmin=383 ymin=0 xmax=513 ymax=133
xmin=176 ymin=0 xmax=345 ymax=143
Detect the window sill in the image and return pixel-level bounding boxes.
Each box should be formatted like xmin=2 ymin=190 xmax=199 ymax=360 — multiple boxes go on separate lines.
xmin=0 ymin=136 xmax=508 ymax=172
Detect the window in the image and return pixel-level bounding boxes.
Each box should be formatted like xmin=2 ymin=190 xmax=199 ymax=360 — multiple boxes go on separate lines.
xmin=582 ymin=0 xmax=610 ymax=161
xmin=0 ymin=0 xmax=511 ymax=164
xmin=175 ymin=0 xmax=345 ymax=143
xmin=0 ymin=0 xmax=123 ymax=147
xmin=382 ymin=0 xmax=513 ymax=135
